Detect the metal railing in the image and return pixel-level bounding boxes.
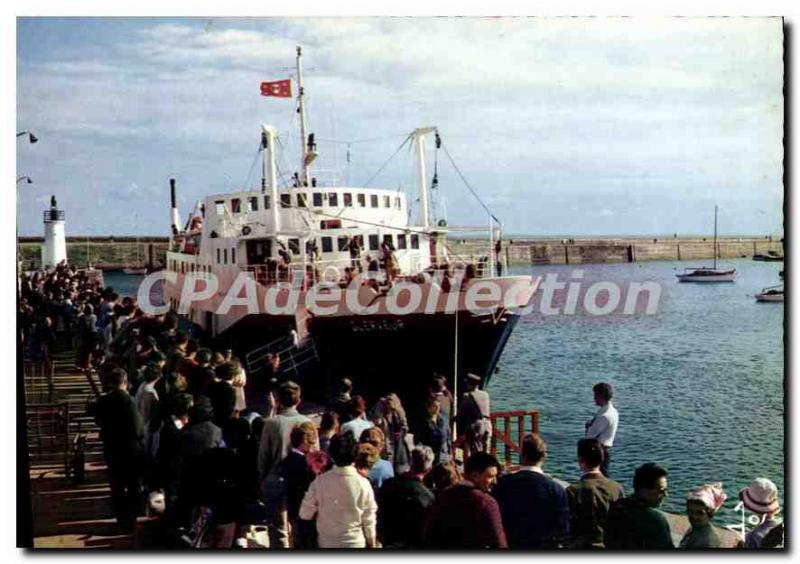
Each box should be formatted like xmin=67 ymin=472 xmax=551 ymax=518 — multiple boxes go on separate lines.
xmin=42 ymin=210 xmax=65 ymax=222
xmin=26 ymin=401 xmax=74 ymax=477
xmin=23 ymin=360 xmax=55 ymax=403
xmin=244 ymin=334 xmax=319 ymax=378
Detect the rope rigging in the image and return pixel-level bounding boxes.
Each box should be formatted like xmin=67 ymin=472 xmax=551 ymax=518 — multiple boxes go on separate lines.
xmin=362 ymin=134 xmax=412 ymax=188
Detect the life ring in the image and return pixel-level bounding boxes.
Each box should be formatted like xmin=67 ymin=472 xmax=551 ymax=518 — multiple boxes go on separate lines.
xmin=242 ymin=225 xmax=252 ymax=236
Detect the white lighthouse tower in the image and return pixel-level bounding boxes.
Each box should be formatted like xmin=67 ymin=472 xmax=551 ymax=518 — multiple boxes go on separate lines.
xmin=41 ymin=195 xmax=67 ymax=268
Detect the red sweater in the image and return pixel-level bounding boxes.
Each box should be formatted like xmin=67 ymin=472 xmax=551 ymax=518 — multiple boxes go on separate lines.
xmin=423 ymin=483 xmax=508 ymax=549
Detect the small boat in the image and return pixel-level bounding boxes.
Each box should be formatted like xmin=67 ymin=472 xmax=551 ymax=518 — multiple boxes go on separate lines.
xmin=122 ymin=267 xmax=148 ymax=275
xmin=755 ymin=285 xmax=784 ymax=302
xmin=753 ymin=250 xmax=784 ymax=262
xmin=676 ymin=205 xmax=736 ymax=282
xmin=676 ymin=266 xmax=737 ymax=282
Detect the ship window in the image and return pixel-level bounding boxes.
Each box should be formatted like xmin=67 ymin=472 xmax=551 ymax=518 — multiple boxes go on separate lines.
xmin=263 ymin=195 xmax=271 ymax=209
xmin=383 ymin=195 xmax=391 ymax=208
xmin=328 ymin=192 xmax=339 ymax=207
xmin=247 ymin=197 xmax=259 ymax=212
xmin=395 ymin=197 xmax=402 ymax=210
xmin=397 ymin=234 xmax=407 ymax=249
xmin=383 ymin=234 xmax=394 ymax=247
xmin=370 ymin=194 xmax=379 ymax=208
xmin=357 ymin=193 xmax=366 ymax=207
xmin=343 ymin=193 xmax=353 ymax=207
xmin=338 ymin=236 xmax=349 ymax=252
xmin=215 ymin=200 xmax=226 ymax=216
xmin=231 ymin=247 xmax=236 ymax=264
xmin=280 ymin=194 xmax=291 ymax=208
xmin=297 ymin=193 xmax=307 ymax=208
xmin=231 ymin=198 xmax=241 ymax=214
xmin=312 ymin=193 xmax=323 ymax=207
xmin=288 ymin=238 xmax=300 ymax=255
xmin=410 ymin=234 xmax=420 ymax=249
xmin=224 ymin=249 xmax=228 ymax=264
xmin=217 ymin=248 xmax=221 ymax=263
xmin=321 ymin=237 xmax=333 ymax=253
xmin=368 ymin=234 xmax=380 ymax=251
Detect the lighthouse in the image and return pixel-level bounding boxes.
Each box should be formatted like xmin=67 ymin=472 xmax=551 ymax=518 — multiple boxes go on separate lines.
xmin=41 ymin=195 xmax=67 ymax=268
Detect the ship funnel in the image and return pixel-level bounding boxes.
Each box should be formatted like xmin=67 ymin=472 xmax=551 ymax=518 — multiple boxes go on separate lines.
xmin=169 ymin=178 xmax=181 ymax=234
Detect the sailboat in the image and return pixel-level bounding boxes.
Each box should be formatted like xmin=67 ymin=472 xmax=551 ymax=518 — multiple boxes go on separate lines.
xmin=676 ymin=205 xmax=736 ymax=282
xmin=755 ymin=284 xmax=784 ymax=302
xmin=123 ymin=236 xmax=148 ymax=275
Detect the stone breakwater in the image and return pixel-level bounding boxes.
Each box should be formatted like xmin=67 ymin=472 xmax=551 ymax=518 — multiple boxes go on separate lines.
xmin=450 ymin=236 xmax=782 ymax=266
xmin=17 ymin=235 xmax=782 ymax=269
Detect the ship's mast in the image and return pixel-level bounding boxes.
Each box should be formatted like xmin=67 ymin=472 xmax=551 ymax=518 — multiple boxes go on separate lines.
xmin=412 ymin=127 xmax=436 ymax=229
xmin=297 ymin=46 xmax=311 ymax=186
xmin=713 ymin=204 xmax=718 ymax=270
xmin=262 ymin=125 xmax=280 ymax=233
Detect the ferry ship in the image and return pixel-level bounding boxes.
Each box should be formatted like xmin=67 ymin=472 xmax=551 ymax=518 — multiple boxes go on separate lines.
xmin=162 ymin=47 xmax=536 ymax=401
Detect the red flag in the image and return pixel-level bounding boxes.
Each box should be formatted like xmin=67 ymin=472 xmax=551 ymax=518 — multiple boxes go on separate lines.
xmin=260 ymin=79 xmax=292 ymax=98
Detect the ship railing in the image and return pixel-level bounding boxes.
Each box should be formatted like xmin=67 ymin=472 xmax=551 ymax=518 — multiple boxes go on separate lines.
xmin=445 ymin=241 xmax=504 ymax=278
xmin=244 ymin=334 xmax=319 ymax=378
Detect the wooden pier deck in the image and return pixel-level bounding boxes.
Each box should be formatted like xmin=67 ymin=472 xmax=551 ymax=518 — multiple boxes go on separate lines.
xmin=25 ymin=350 xmax=139 ymax=548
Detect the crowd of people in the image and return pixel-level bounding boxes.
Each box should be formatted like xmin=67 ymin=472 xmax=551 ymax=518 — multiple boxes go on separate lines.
xmin=19 ymin=263 xmax=783 ymax=550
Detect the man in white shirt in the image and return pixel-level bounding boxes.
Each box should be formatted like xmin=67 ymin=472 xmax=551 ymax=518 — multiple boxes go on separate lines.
xmin=585 ymin=382 xmax=618 ymax=477
xmin=299 ymin=432 xmax=377 ymax=548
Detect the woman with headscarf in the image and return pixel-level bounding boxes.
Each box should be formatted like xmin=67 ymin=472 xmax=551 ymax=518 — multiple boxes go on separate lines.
xmin=679 ymin=482 xmax=727 ymax=548
xmin=372 ymin=393 xmax=410 ymax=475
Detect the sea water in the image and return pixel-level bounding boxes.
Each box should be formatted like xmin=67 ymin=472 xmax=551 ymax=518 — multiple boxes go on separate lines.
xmin=496 ymin=258 xmax=784 ymax=524
xmin=104 ymin=259 xmax=784 ymax=524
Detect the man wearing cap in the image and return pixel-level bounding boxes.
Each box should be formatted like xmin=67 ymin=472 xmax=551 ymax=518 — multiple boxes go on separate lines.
xmin=456 ymin=373 xmax=492 ymax=458
xmin=679 ymin=482 xmax=727 ymax=548
xmin=584 ymin=382 xmax=618 ymax=477
xmin=257 ymin=380 xmax=311 ymax=548
xmin=739 ymin=477 xmax=782 ymax=549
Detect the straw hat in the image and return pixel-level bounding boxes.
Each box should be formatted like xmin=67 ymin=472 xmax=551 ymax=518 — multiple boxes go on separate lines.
xmin=739 ymin=478 xmax=780 ymax=514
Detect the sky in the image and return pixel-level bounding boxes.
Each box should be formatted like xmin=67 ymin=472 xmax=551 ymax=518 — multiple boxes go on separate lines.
xmin=15 ymin=17 xmax=784 ymax=237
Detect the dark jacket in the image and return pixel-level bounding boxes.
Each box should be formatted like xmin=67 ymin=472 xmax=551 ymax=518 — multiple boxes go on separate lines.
xmin=206 ymin=380 xmax=236 ymax=428
xmin=604 ymin=495 xmax=674 ymax=549
xmin=94 ymin=388 xmax=145 ymax=468
xmin=281 ymin=449 xmax=315 ymax=522
xmin=423 ymin=483 xmax=507 ymax=549
xmin=492 ymin=469 xmax=571 ymax=548
xmin=378 ymin=473 xmax=435 ymax=547
xmin=566 ymin=471 xmax=625 ymax=548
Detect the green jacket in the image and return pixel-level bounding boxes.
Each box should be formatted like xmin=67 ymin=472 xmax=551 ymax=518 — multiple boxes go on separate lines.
xmin=566 ymin=471 xmax=625 ymax=548
xmin=604 ymin=495 xmax=674 ymax=549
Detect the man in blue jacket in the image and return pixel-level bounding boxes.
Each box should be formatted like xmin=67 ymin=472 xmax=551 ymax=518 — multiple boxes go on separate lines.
xmin=492 ymin=434 xmax=570 ymax=548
